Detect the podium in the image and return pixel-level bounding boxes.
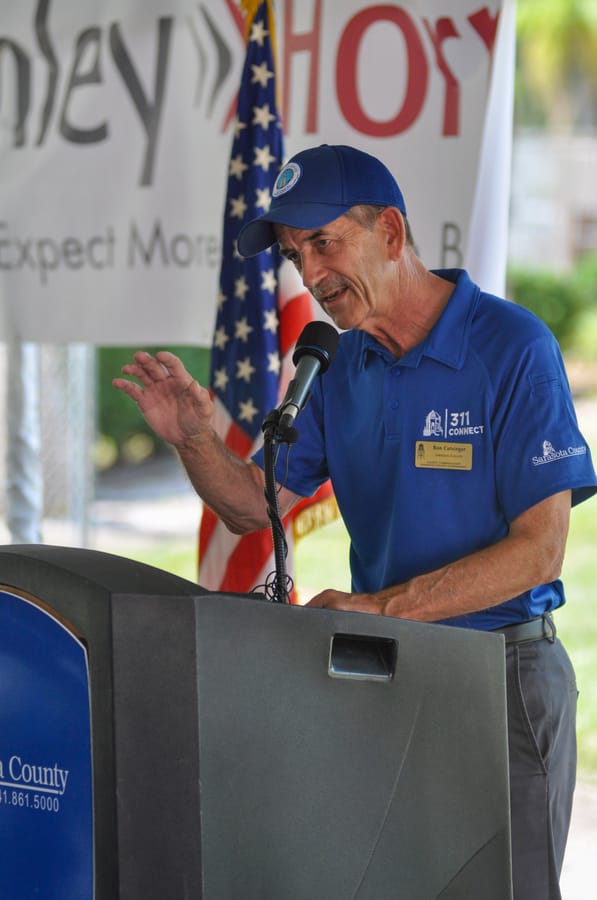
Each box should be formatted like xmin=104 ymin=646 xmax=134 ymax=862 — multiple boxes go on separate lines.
xmin=0 ymin=544 xmax=512 ymax=899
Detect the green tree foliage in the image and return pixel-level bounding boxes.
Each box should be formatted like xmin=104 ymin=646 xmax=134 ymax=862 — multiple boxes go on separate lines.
xmin=515 ymin=0 xmax=597 ymax=128
xmin=574 ymin=249 xmax=597 ymax=299
xmin=507 ymin=254 xmax=596 ymax=352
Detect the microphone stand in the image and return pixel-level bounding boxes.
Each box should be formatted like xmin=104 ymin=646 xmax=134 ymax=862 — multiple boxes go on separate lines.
xmin=261 ymin=408 xmax=298 ymax=603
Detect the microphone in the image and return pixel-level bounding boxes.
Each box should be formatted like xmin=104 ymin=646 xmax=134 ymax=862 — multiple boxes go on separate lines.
xmin=278 ymin=321 xmax=339 ymax=431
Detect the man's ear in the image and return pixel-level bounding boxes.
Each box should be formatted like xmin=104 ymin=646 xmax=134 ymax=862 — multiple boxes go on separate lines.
xmin=376 ymin=206 xmax=407 ymax=259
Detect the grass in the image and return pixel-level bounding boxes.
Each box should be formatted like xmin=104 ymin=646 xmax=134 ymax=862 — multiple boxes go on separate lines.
xmin=123 ymin=544 xmax=200 ymax=584
xmin=294 ymin=517 xmax=351 ymax=597
xmin=557 ymin=499 xmax=597 ymax=777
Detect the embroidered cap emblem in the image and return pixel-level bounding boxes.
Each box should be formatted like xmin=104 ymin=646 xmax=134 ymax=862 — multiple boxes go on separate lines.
xmin=273 ymin=162 xmax=301 ymax=197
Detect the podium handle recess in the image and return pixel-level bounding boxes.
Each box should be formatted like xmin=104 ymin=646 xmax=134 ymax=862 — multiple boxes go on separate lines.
xmin=328 ymin=633 xmax=398 ymax=682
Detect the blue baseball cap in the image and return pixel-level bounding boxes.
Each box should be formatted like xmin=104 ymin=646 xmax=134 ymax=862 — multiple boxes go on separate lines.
xmin=237 ymin=144 xmax=407 ymax=257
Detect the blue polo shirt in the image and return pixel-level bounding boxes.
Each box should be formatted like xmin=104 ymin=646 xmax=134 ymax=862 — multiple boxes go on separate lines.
xmin=254 ymin=269 xmax=597 ymax=630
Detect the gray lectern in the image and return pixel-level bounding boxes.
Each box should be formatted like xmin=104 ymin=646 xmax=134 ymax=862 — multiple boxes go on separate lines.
xmin=0 ymin=544 xmax=512 ymax=899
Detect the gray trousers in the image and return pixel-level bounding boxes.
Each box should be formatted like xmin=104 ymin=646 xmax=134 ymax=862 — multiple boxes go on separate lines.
xmin=506 ymin=636 xmax=578 ymax=900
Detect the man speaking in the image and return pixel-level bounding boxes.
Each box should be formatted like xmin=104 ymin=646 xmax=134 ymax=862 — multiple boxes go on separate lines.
xmin=114 ymin=144 xmax=597 ymax=899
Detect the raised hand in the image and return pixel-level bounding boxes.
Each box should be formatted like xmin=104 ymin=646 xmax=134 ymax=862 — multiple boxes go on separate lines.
xmin=112 ymin=350 xmax=214 ymax=447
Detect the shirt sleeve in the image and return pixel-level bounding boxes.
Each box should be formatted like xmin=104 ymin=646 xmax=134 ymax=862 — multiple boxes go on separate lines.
xmin=494 ymin=333 xmax=597 ymax=521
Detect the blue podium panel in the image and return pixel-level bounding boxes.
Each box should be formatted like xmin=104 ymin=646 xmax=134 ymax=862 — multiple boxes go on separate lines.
xmin=0 ymin=589 xmax=93 ymax=900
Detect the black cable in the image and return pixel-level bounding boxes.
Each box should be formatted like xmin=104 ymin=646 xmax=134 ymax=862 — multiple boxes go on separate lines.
xmin=261 ymin=408 xmax=298 ymax=603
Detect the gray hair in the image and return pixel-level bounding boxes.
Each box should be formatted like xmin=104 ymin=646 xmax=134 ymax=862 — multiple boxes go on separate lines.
xmin=346 ymin=204 xmax=415 ymax=248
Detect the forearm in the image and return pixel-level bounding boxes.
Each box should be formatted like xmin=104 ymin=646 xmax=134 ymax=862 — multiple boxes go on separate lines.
xmin=308 ymin=491 xmax=571 ymax=620
xmin=311 ymin=534 xmax=562 ymax=621
xmin=378 ymin=529 xmax=564 ymax=621
xmin=176 ymin=430 xmax=270 ymax=533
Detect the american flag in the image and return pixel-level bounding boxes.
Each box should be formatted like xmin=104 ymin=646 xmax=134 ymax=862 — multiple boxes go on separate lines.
xmin=198 ymin=0 xmax=336 ymax=596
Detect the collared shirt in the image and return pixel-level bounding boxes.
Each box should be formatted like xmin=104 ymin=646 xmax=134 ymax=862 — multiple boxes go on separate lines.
xmin=254 ymin=269 xmax=597 ymax=630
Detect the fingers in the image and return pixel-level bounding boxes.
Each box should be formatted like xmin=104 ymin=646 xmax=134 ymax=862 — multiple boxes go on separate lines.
xmin=305 ymin=590 xmax=370 ymax=613
xmin=114 ymin=351 xmax=180 ymax=390
xmin=126 ymin=351 xmax=171 ymax=385
xmin=113 ymin=351 xmax=214 ymax=446
xmin=113 ymin=350 xmax=199 ymax=413
xmin=124 ymin=350 xmax=194 ymax=387
xmin=154 ymin=349 xmax=179 ymax=369
xmin=155 ymin=350 xmax=194 ymax=385
xmin=112 ymin=376 xmax=143 ymax=401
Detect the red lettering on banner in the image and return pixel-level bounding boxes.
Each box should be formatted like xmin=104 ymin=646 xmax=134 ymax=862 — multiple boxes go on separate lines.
xmin=423 ymin=17 xmax=460 ymax=137
xmin=468 ymin=8 xmax=500 ymax=53
xmin=336 ymin=6 xmax=428 ymax=137
xmin=282 ymin=0 xmax=322 ymax=133
xmin=221 ymin=0 xmax=246 ymax=132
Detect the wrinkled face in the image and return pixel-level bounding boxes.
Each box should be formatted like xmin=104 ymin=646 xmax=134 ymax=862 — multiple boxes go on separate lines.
xmin=275 ymin=212 xmax=396 ymax=332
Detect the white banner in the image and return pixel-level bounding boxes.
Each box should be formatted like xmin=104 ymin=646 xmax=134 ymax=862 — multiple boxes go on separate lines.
xmin=0 ymin=0 xmax=513 ymax=345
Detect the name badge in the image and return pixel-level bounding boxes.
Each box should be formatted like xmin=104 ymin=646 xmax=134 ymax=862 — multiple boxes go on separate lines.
xmin=415 ymin=441 xmax=473 ymax=470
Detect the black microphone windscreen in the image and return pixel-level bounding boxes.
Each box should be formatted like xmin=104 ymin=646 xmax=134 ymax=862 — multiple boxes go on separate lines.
xmin=292 ymin=322 xmax=339 ymax=372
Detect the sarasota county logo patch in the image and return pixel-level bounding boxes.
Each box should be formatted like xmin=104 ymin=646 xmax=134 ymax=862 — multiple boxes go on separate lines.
xmin=531 ymin=439 xmax=587 ymax=466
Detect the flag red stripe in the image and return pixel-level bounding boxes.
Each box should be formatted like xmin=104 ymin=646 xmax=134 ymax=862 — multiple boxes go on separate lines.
xmin=279 ymin=290 xmax=314 ymax=358
xmin=218 ymin=528 xmax=275 ymax=592
xmin=198 ymin=505 xmax=219 ymax=557
xmin=225 ymin=420 xmax=254 ymax=458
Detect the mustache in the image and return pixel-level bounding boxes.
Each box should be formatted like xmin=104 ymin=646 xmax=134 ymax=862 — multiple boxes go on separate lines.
xmin=310 ymin=280 xmax=349 ymax=303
